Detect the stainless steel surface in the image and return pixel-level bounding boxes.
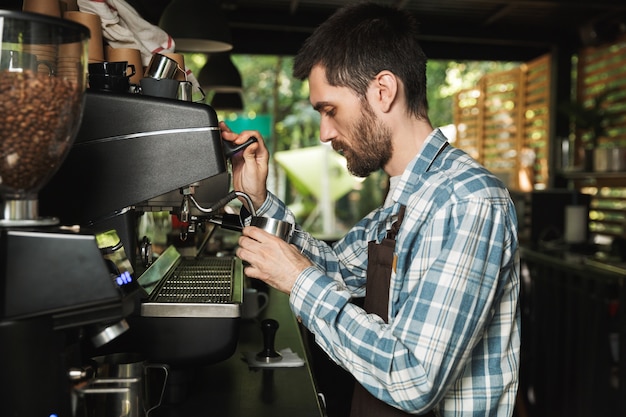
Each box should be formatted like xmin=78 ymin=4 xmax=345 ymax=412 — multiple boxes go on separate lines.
xmin=250 ymin=216 xmax=294 ymax=242
xmin=177 ymin=81 xmax=193 ymax=101
xmin=81 ymin=352 xmax=170 ymax=416
xmin=144 ymin=53 xmax=180 ymax=80
xmin=74 ymin=380 xmax=134 ymax=417
xmin=140 ymin=246 xmax=243 ymax=318
xmin=149 ymin=288 xmax=325 ymax=417
xmin=1 ymin=199 xmax=58 ymax=226
xmin=91 ymin=319 xmax=130 ymax=348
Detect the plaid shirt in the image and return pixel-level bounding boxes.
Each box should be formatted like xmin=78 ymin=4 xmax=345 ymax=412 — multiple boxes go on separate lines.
xmin=256 ymin=129 xmax=521 ymax=416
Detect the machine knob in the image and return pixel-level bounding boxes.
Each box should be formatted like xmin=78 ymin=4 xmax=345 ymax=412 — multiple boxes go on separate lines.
xmin=139 ymin=236 xmax=153 ymax=268
xmin=256 ymin=318 xmax=282 ymax=363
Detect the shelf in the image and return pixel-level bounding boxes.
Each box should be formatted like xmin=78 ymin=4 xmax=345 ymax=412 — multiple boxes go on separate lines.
xmin=559 ymin=170 xmax=626 ymax=180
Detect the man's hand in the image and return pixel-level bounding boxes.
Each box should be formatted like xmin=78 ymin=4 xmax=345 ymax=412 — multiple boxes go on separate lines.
xmin=220 ymin=121 xmax=269 ymax=211
xmin=236 ymin=226 xmax=313 ymax=294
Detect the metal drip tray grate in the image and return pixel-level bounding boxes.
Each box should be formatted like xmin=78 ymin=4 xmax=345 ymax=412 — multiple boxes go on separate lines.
xmin=139 ymin=248 xmax=243 ymax=318
xmin=152 ymin=258 xmax=235 ymax=303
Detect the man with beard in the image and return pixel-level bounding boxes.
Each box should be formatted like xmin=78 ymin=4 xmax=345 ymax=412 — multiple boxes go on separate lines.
xmin=220 ymin=2 xmax=520 ymax=416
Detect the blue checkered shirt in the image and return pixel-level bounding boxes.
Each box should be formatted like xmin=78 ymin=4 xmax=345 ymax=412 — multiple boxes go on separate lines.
xmin=256 ymin=128 xmax=521 ymax=416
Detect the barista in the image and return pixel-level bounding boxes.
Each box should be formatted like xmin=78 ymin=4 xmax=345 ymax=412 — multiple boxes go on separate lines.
xmin=220 ymin=3 xmax=521 ymax=416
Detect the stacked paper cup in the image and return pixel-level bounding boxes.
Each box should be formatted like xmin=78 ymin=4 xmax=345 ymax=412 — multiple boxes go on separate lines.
xmin=57 ymin=40 xmax=85 ymax=79
xmin=63 ymin=11 xmax=105 ymax=63
xmin=22 ymin=0 xmax=61 ymax=17
xmin=22 ymin=0 xmax=61 ymax=75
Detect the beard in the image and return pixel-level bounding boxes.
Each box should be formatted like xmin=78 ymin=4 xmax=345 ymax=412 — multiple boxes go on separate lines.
xmin=332 ymin=100 xmax=393 ymax=178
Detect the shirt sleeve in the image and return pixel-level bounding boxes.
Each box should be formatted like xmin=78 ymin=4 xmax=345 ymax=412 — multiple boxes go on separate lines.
xmin=258 ymin=191 xmax=389 ymax=296
xmin=289 ymin=197 xmax=519 ymax=413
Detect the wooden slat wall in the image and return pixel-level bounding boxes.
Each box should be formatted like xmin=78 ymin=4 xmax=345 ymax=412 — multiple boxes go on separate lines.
xmin=453 ymin=54 xmax=551 ymax=192
xmin=453 ymin=86 xmax=483 ymax=163
xmin=453 ymin=38 xmax=626 ymax=239
xmin=521 ymin=55 xmax=551 ymax=190
xmin=576 ymin=35 xmax=626 ymax=149
xmin=482 ymin=68 xmax=523 ymax=189
xmin=575 ymin=34 xmax=626 ymax=238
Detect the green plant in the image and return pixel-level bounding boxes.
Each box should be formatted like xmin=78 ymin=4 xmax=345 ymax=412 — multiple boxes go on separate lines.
xmin=559 ymin=88 xmax=615 ymax=148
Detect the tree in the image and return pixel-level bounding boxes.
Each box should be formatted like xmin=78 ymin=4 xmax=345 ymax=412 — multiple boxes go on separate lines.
xmin=185 ymin=54 xmax=517 ymax=235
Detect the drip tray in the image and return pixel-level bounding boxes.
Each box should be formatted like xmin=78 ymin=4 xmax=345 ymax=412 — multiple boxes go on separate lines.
xmin=138 ymin=246 xmax=243 ymax=318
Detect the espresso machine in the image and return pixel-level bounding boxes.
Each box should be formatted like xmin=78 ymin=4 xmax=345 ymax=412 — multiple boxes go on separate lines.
xmin=2 ymin=10 xmax=252 ymax=416
xmin=0 ymin=10 xmax=138 ymax=417
xmin=36 ymin=86 xmax=254 ymax=406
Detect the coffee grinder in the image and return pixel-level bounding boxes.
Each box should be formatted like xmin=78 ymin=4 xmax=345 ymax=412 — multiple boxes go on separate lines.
xmin=0 ymin=11 xmax=136 ymax=416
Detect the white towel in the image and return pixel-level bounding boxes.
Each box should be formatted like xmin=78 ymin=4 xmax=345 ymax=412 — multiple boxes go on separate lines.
xmin=77 ymin=0 xmax=203 ymax=98
xmin=77 ymin=0 xmax=173 ymax=66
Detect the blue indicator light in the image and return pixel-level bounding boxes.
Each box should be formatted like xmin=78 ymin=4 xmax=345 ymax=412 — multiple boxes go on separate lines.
xmin=115 ymin=271 xmax=133 ymax=286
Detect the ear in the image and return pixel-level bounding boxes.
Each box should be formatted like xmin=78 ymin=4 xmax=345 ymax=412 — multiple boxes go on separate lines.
xmin=371 ymin=70 xmax=398 ymax=113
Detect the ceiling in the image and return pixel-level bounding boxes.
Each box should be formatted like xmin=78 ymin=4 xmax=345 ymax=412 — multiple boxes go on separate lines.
xmin=5 ymin=0 xmax=626 ymax=61
xmin=129 ymin=0 xmax=626 ymax=61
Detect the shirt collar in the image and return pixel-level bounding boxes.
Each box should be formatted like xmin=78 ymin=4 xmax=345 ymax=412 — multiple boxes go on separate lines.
xmin=389 ymin=128 xmax=450 ymax=206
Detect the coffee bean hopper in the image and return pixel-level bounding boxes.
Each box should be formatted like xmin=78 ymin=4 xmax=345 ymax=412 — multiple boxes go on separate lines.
xmin=0 ymin=10 xmax=139 ymax=417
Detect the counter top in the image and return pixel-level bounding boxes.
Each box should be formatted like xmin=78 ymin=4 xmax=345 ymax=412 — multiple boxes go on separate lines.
xmin=518 ymin=243 xmax=626 ymax=417
xmin=520 ymin=244 xmax=626 ymax=279
xmin=151 ymin=286 xmax=325 ymax=417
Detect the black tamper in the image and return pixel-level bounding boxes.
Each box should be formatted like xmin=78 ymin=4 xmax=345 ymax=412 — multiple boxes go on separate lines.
xmin=256 ymin=318 xmax=282 ymax=363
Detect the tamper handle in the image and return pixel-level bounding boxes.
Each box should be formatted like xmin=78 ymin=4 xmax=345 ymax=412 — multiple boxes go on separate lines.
xmin=256 ymin=318 xmax=282 ymax=363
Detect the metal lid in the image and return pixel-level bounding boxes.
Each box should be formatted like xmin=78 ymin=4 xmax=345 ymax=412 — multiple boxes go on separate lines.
xmin=0 ymin=9 xmax=90 ymax=43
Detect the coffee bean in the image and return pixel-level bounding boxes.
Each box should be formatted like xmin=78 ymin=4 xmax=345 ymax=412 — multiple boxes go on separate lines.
xmin=0 ymin=70 xmax=83 ymax=192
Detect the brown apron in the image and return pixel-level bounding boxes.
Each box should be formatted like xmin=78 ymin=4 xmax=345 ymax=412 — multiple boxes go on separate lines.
xmin=350 ymin=206 xmax=436 ymax=417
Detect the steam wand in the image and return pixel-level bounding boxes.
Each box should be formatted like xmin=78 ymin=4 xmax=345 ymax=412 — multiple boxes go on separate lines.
xmin=178 ymin=188 xmax=256 ymax=240
xmin=177 ymin=136 xmax=260 ymax=239
xmin=187 ymin=190 xmax=256 ymax=217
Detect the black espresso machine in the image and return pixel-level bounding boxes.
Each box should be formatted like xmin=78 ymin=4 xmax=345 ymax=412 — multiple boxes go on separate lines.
xmin=36 ymin=91 xmax=254 ymax=404
xmin=0 ymin=11 xmax=140 ymax=417
xmin=1 ymin=11 xmax=252 ymax=415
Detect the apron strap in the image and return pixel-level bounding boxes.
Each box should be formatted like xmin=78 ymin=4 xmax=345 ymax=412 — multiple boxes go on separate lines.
xmin=350 ymin=205 xmax=436 ymax=417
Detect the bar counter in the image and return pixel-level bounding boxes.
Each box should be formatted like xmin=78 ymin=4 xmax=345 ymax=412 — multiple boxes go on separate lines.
xmin=151 ymin=286 xmax=326 ymax=417
xmin=519 ymin=245 xmax=625 ymax=417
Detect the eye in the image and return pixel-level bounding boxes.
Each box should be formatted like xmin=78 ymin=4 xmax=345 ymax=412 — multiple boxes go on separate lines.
xmin=314 ymin=103 xmax=337 ymax=118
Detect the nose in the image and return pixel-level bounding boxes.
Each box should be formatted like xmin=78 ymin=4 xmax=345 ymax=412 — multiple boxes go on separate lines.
xmin=319 ymin=118 xmax=336 ymax=143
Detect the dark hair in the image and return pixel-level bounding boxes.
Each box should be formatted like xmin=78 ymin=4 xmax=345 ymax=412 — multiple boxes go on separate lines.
xmin=293 ymin=2 xmax=429 ymax=119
